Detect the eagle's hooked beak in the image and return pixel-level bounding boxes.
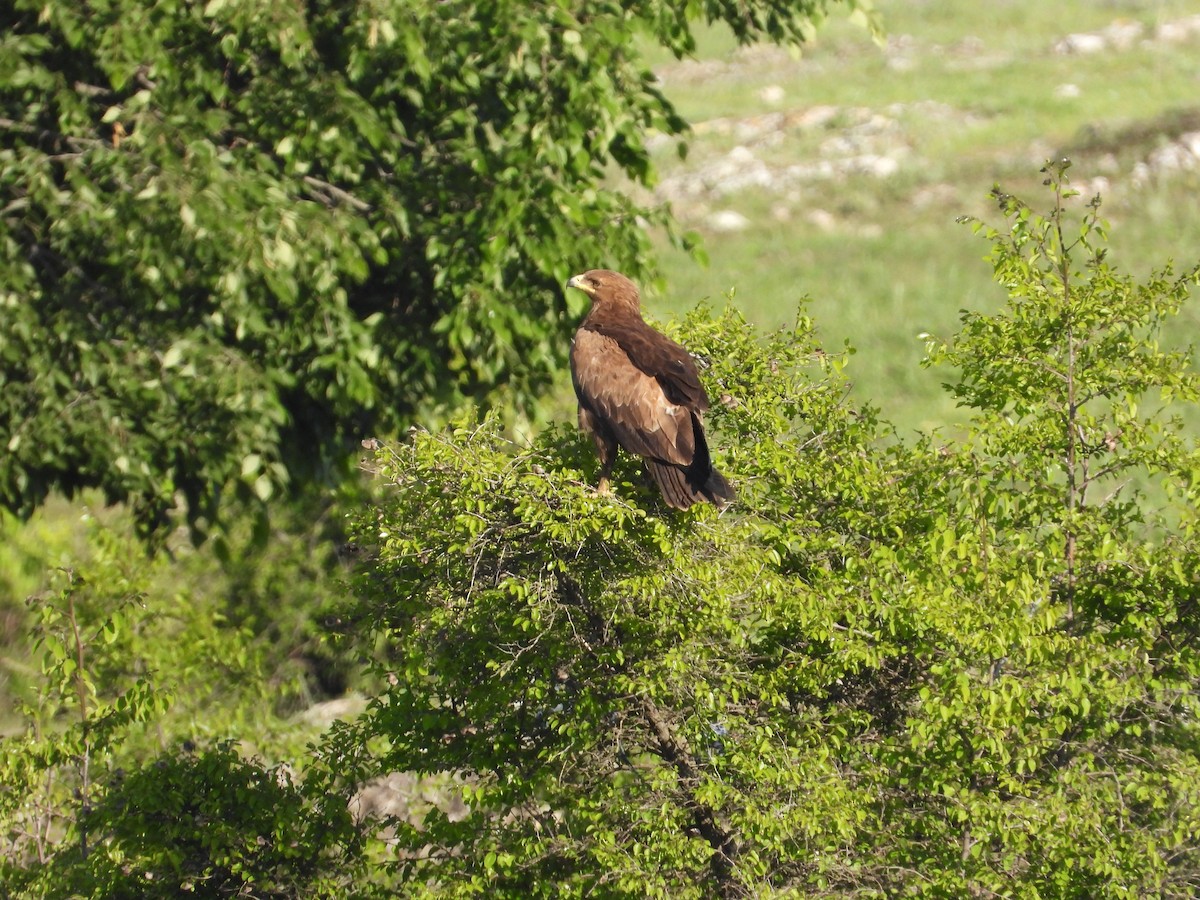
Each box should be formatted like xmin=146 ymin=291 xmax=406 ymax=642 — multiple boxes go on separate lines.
xmin=566 ymin=273 xmax=592 ymax=294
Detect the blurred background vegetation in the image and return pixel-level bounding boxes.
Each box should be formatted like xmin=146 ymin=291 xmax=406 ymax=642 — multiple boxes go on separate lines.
xmin=638 ymin=0 xmax=1200 ymax=433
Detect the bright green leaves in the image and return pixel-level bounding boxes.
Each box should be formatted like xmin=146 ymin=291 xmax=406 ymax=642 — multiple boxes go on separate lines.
xmin=9 ymin=0 xmax=1196 ymax=891
xmin=897 ymin=164 xmax=1200 ymax=896
xmin=339 ymin=172 xmax=1200 ymax=897
xmin=930 ymin=162 xmax=1200 ymax=586
xmin=343 ymin=307 xmax=938 ymax=896
xmin=9 ymin=172 xmax=1190 ymax=896
xmin=0 ymin=496 xmax=368 ymax=897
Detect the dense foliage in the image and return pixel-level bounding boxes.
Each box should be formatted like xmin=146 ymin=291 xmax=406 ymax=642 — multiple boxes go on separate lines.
xmin=328 ymin=166 xmax=1199 ymax=897
xmin=4 ymin=166 xmax=1200 ymax=894
xmin=6 ymin=0 xmax=1199 ymax=893
xmin=0 ymin=0 xmax=873 ymax=534
xmin=0 ymin=502 xmax=362 ymax=897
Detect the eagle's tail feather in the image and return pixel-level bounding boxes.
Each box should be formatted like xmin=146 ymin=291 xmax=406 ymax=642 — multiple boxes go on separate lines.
xmin=645 ymin=413 xmax=736 ymax=510
xmin=699 ymin=466 xmax=736 ymax=507
xmin=646 ymin=459 xmax=695 ymax=509
xmin=646 ymin=458 xmax=735 ymax=510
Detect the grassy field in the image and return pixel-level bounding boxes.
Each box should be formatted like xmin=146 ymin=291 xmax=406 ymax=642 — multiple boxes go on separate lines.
xmin=635 ymin=0 xmax=1200 ymax=434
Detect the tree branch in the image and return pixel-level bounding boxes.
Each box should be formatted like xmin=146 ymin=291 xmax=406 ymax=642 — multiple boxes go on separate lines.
xmin=640 ymin=695 xmax=742 ymax=898
xmin=302 ymin=175 xmax=371 ymax=212
xmin=559 ymin=574 xmax=743 ymax=895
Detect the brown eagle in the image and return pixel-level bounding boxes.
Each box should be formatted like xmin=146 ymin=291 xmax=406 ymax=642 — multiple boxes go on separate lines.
xmin=566 ymin=269 xmax=735 ymax=510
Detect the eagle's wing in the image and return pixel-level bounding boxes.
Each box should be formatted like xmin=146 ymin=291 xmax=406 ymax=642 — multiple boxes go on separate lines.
xmin=588 ymin=319 xmax=710 ymax=412
xmin=571 ymin=326 xmax=696 ymax=466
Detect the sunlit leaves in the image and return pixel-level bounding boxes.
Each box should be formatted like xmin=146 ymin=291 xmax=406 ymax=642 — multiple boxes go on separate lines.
xmin=903 ymin=165 xmax=1200 ymax=896
xmin=339 ymin=175 xmax=1200 ymax=896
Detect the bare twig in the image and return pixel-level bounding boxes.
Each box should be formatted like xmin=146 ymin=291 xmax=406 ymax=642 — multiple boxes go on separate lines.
xmin=302 ymin=175 xmax=371 ymax=212
xmin=64 ymin=582 xmax=91 ymax=861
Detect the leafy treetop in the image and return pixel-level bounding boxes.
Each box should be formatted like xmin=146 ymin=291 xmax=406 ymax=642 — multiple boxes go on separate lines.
xmin=328 ymin=168 xmax=1200 ymax=897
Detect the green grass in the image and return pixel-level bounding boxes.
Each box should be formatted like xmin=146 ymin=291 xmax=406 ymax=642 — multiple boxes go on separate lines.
xmin=634 ymin=0 xmax=1200 ymax=432
xmin=652 ymin=207 xmax=990 ymax=434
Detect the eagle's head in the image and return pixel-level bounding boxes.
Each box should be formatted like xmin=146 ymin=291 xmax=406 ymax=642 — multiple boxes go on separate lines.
xmin=567 ymin=269 xmax=641 ymax=314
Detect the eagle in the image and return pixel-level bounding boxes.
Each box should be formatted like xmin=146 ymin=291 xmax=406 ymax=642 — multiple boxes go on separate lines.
xmin=566 ymin=269 xmax=735 ymax=510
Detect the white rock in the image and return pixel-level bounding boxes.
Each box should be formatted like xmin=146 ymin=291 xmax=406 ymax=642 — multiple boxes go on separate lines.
xmin=297 ymin=693 xmax=366 ymax=728
xmin=1157 ymin=14 xmax=1200 ymax=43
xmin=759 ymin=84 xmax=786 ymax=105
xmin=793 ymin=105 xmax=840 ymax=128
xmin=806 ymin=209 xmax=837 ymax=231
xmin=1076 ymin=176 xmax=1110 ymax=198
xmin=1055 ymin=33 xmax=1106 ymax=54
xmin=853 ymin=154 xmax=901 ymax=178
xmin=1102 ymin=20 xmax=1144 ymax=49
xmin=1148 ymin=144 xmax=1191 ymax=172
xmin=708 ymin=210 xmax=751 ymax=232
xmin=1055 ymin=20 xmax=1142 ymax=54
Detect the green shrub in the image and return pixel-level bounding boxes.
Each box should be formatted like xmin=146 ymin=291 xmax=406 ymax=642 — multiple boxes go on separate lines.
xmin=333 ymin=165 xmax=1200 ymax=897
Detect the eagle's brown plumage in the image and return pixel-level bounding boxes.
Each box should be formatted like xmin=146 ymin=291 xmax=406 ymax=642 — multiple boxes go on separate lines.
xmin=566 ymin=269 xmax=735 ymax=510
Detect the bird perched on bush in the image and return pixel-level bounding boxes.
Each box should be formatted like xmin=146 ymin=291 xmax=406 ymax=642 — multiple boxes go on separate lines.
xmin=566 ymin=269 xmax=735 ymax=510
